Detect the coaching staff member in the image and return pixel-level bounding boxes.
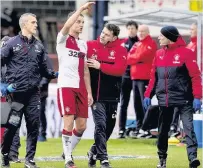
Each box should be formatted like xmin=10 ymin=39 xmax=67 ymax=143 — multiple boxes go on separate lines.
xmin=1 ymin=13 xmax=57 ymax=168
xmin=86 ymin=23 xmax=127 ymax=168
xmin=144 ymin=26 xmax=202 ymax=168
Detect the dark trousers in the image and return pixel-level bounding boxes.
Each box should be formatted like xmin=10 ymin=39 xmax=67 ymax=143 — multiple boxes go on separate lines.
xmin=8 ymin=95 xmax=47 ymax=157
xmin=142 ymin=105 xmax=159 ymax=131
xmin=90 ymin=102 xmax=117 ymax=161
xmin=9 ymin=128 xmax=20 ymax=156
xmin=170 ymin=107 xmax=179 ymax=131
xmin=119 ymin=77 xmax=133 ymax=132
xmin=1 ymin=89 xmax=41 ymax=161
xmin=132 ymin=80 xmax=149 ymax=130
xmin=157 ymin=104 xmax=198 ymax=161
xmin=39 ymin=96 xmax=47 ymax=137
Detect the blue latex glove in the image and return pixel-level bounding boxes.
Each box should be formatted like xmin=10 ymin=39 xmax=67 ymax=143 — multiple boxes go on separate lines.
xmin=55 ymin=72 xmax=59 ymax=78
xmin=144 ymin=97 xmax=151 ymax=110
xmin=0 ymin=83 xmax=9 ymax=96
xmin=7 ymin=84 xmax=16 ymax=93
xmin=193 ymin=98 xmax=202 ymax=111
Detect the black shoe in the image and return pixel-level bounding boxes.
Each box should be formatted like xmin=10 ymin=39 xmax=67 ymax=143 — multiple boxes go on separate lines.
xmin=130 ymin=130 xmax=139 ymax=138
xmin=137 ymin=130 xmax=156 ymax=139
xmin=190 ymin=158 xmax=200 ymax=168
xmin=1 ymin=153 xmax=10 ymax=168
xmin=157 ymin=158 xmax=166 ymax=168
xmin=118 ymin=130 xmax=125 ymax=139
xmin=24 ymin=160 xmax=39 ymax=168
xmin=62 ymin=152 xmax=65 ymax=160
xmin=65 ymin=160 xmax=76 ymax=168
xmin=100 ymin=160 xmax=112 ymax=168
xmin=87 ymin=151 xmax=96 ymax=168
xmin=8 ymin=154 xmax=21 ymax=163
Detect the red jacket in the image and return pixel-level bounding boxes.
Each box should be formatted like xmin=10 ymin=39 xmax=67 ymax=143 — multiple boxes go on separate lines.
xmin=127 ymin=35 xmax=157 ymax=80
xmin=187 ymin=36 xmax=197 ymax=60
xmin=87 ymin=38 xmax=127 ymax=101
xmin=145 ymin=37 xmax=202 ymax=106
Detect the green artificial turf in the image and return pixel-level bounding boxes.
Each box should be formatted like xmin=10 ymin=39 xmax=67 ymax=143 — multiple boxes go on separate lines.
xmin=9 ymin=138 xmax=202 ymax=168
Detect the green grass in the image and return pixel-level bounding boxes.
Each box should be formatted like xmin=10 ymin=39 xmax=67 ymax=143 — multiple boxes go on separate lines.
xmin=10 ymin=138 xmax=202 ymax=168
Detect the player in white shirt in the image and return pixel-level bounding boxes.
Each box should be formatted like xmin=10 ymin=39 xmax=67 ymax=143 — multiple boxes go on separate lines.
xmin=56 ymin=2 xmax=94 ymax=168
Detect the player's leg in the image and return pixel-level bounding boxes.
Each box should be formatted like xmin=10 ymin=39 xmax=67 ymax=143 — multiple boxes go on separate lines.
xmin=71 ymin=117 xmax=87 ymax=150
xmin=57 ymin=88 xmax=76 ymax=167
xmin=71 ymin=87 xmax=88 ymax=151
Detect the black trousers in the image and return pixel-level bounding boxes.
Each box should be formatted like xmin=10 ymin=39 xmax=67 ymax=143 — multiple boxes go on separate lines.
xmin=90 ymin=102 xmax=117 ymax=161
xmin=132 ymin=80 xmax=149 ymax=130
xmin=8 ymin=95 xmax=47 ymax=157
xmin=1 ymin=89 xmax=41 ymax=161
xmin=157 ymin=104 xmax=198 ymax=161
xmin=142 ymin=105 xmax=159 ymax=131
xmin=39 ymin=96 xmax=47 ymax=137
xmin=9 ymin=128 xmax=20 ymax=156
xmin=119 ymin=77 xmax=133 ymax=132
xmin=170 ymin=107 xmax=179 ymax=131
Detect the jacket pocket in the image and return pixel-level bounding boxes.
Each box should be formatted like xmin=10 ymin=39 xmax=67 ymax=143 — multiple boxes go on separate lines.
xmin=177 ymin=78 xmax=185 ymax=92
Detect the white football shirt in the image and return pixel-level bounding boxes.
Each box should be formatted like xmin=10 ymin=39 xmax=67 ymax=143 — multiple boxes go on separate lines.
xmin=56 ymin=32 xmax=87 ymax=88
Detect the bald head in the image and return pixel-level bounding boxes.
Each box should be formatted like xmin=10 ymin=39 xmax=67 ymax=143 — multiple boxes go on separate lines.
xmin=190 ymin=23 xmax=197 ymax=38
xmin=138 ymin=24 xmax=149 ymax=40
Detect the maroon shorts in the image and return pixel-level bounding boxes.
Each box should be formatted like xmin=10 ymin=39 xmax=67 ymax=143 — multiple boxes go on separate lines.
xmin=57 ymin=87 xmax=88 ymax=118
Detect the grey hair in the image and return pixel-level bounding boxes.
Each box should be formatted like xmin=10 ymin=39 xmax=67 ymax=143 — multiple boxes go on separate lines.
xmin=19 ymin=13 xmax=36 ymax=29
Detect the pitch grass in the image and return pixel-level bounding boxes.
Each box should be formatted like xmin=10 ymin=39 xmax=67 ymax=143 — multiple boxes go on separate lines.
xmin=11 ymin=138 xmax=202 ymax=168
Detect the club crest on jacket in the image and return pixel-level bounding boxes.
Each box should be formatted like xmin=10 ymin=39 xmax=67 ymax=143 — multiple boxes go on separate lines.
xmin=108 ymin=50 xmax=115 ymax=59
xmin=173 ymin=54 xmax=180 ymax=64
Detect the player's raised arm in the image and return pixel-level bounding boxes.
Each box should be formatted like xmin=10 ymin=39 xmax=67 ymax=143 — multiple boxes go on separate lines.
xmin=60 ymin=2 xmax=95 ymax=35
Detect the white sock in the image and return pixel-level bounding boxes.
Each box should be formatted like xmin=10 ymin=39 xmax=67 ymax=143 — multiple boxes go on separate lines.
xmin=70 ymin=128 xmax=83 ymax=152
xmin=62 ymin=129 xmax=72 ymax=163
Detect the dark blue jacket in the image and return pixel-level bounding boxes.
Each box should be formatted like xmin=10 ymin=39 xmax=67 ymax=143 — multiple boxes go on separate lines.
xmin=0 ymin=33 xmax=56 ymax=92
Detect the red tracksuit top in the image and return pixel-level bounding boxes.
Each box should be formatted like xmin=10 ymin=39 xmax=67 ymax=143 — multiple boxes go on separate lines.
xmin=87 ymin=38 xmax=127 ymax=101
xmin=187 ymin=36 xmax=197 ymax=60
xmin=127 ymin=35 xmax=157 ymax=80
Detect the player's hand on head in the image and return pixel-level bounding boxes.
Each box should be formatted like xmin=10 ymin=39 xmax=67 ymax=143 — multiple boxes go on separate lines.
xmin=81 ymin=2 xmax=95 ymax=11
xmin=88 ymin=94 xmax=93 ymax=106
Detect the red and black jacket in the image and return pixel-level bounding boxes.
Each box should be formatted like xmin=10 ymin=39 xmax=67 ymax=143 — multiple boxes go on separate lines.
xmin=144 ymin=37 xmax=202 ymax=106
xmin=87 ymin=38 xmax=127 ymax=102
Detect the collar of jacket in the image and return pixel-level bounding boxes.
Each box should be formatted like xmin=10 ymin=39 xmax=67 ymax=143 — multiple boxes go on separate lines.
xmin=19 ymin=32 xmax=36 ymax=44
xmin=128 ymin=36 xmax=139 ymax=42
xmin=96 ymin=37 xmax=122 ymax=48
xmin=164 ymin=36 xmax=186 ymax=50
xmin=140 ymin=35 xmax=151 ymax=43
xmin=191 ymin=36 xmax=197 ymax=43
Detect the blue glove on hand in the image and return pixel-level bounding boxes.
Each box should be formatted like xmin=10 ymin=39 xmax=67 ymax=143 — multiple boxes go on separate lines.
xmin=7 ymin=84 xmax=16 ymax=93
xmin=193 ymin=98 xmax=202 ymax=111
xmin=55 ymin=72 xmax=59 ymax=78
xmin=144 ymin=97 xmax=151 ymax=110
xmin=0 ymin=83 xmax=9 ymax=96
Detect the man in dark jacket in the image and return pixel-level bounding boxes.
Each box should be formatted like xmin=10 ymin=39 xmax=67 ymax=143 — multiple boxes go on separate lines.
xmin=144 ymin=26 xmax=202 ymax=168
xmin=118 ymin=20 xmax=139 ymax=138
xmin=0 ymin=13 xmax=57 ymax=168
xmin=86 ymin=23 xmax=127 ymax=168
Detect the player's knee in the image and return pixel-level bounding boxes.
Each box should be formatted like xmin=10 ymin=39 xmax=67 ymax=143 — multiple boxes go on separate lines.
xmin=77 ymin=124 xmax=86 ymax=133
